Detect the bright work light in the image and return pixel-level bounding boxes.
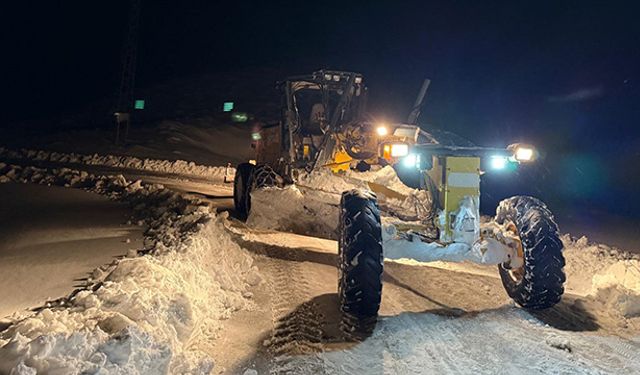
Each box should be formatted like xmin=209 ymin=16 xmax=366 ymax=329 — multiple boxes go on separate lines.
xmin=490 ymin=155 xmax=508 ymax=170
xmin=376 ymin=126 xmax=388 ymax=136
xmin=508 ymin=143 xmax=537 ymax=162
xmin=402 ymin=153 xmax=420 ymax=168
xmin=390 ymin=144 xmax=409 ymax=157
xmin=514 ymin=146 xmax=534 ymax=162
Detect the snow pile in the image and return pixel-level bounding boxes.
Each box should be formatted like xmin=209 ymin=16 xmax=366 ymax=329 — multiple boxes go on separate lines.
xmin=345 ymin=166 xmax=415 ymax=195
xmin=248 ymin=185 xmax=341 ymax=239
xmin=563 ymin=235 xmax=640 ymax=317
xmin=248 ymin=167 xmax=431 ymax=239
xmin=0 ymin=147 xmax=232 ymax=180
xmin=295 ymin=166 xmax=414 ymax=196
xmin=0 ymin=164 xmax=260 ymax=373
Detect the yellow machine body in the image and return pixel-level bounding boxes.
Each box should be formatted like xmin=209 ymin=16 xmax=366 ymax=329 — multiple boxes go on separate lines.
xmin=428 ymin=156 xmax=481 ymax=241
xmin=325 ymin=148 xmax=353 ymax=172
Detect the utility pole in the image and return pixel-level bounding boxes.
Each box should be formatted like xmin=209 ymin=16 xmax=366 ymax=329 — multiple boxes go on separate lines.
xmin=114 ymin=0 xmax=142 ymax=145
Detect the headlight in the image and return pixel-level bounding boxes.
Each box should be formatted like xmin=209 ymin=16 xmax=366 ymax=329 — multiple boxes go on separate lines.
xmin=514 ymin=146 xmax=534 ymax=162
xmin=508 ymin=143 xmax=537 ymax=162
xmin=390 ymin=144 xmax=409 ymax=157
xmin=490 ymin=155 xmax=508 ymax=170
xmin=376 ymin=125 xmax=388 ymax=136
xmin=402 ymin=153 xmax=419 ymax=168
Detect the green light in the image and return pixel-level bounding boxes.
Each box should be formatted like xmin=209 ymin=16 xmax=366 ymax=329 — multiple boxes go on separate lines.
xmin=231 ymin=112 xmax=249 ymax=122
xmin=251 ymin=132 xmax=262 ymax=141
xmin=134 ymin=99 xmax=145 ymax=110
xmin=223 ymin=102 xmax=234 ymax=112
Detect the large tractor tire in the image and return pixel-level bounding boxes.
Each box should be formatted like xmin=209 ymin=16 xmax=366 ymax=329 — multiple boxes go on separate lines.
xmin=248 ymin=164 xmax=281 ymax=190
xmin=496 ymin=196 xmax=566 ymax=309
xmin=338 ymin=189 xmax=384 ymax=333
xmin=235 ymin=164 xmax=282 ymax=220
xmin=233 ymin=163 xmax=255 ymax=220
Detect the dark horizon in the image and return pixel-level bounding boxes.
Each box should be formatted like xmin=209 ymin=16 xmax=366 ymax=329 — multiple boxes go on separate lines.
xmin=2 ymin=0 xmax=639 ymax=217
xmin=3 ymin=1 xmax=638 ymax=141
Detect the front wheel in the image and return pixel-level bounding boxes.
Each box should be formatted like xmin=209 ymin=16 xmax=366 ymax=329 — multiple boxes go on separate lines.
xmin=338 ymin=189 xmax=383 ymax=334
xmin=496 ymin=196 xmax=566 ymax=309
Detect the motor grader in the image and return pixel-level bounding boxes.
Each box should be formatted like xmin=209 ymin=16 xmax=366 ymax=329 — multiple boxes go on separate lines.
xmin=234 ymin=70 xmax=565 ymax=332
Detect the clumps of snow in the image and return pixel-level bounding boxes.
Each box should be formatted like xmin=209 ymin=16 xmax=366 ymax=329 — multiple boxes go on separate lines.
xmin=247 ymin=166 xmax=431 ymax=239
xmin=563 ymin=235 xmax=640 ymax=318
xmin=295 ymin=166 xmax=414 ymax=196
xmin=248 ymin=185 xmax=341 ymax=239
xmin=0 ymin=147 xmax=232 ymax=180
xmin=344 ymin=166 xmax=415 ymax=196
xmin=545 ymin=335 xmax=572 ymax=352
xmin=0 ymin=163 xmax=260 ymax=373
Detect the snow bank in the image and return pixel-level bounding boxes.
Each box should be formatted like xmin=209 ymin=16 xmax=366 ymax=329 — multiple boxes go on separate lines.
xmin=563 ymin=235 xmax=640 ymax=317
xmin=0 ymin=164 xmax=260 ymax=373
xmin=0 ymin=147 xmax=232 ymax=180
xmin=248 ymin=185 xmax=341 ymax=239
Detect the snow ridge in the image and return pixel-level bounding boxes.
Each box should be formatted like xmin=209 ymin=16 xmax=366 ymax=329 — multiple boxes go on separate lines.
xmin=0 ymin=147 xmax=232 ymax=179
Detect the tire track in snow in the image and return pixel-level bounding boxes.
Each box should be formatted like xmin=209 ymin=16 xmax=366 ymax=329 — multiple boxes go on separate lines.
xmin=262 ymin=257 xmax=328 ymax=374
xmin=228 ymin=226 xmax=640 ymax=374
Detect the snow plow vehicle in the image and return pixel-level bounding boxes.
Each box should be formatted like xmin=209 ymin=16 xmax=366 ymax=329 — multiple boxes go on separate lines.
xmin=234 ymin=70 xmax=565 ymax=332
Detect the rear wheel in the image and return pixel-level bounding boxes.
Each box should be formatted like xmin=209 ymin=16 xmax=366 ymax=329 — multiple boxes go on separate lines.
xmin=496 ymin=196 xmax=565 ymax=309
xmin=338 ymin=189 xmax=383 ymax=334
xmin=233 ymin=163 xmax=254 ymax=220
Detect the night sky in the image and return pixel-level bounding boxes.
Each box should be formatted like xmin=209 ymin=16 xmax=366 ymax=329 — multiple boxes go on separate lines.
xmin=2 ymin=1 xmax=639 ymax=216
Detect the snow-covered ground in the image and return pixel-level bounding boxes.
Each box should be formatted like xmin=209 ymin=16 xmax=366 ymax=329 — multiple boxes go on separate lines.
xmin=0 ymin=164 xmax=260 ymax=373
xmin=274 ymin=308 xmax=640 ymax=374
xmin=0 ymin=182 xmax=143 ymax=319
xmin=1 ymin=146 xmax=640 ymax=373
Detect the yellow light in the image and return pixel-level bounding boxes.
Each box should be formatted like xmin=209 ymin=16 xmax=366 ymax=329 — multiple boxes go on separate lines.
xmin=376 ymin=126 xmax=388 ymax=136
xmin=508 ymin=143 xmax=537 ymax=162
xmin=382 ymin=144 xmax=391 ymax=159
xmin=390 ymin=143 xmax=409 ymax=157
xmin=515 ymin=147 xmax=534 ymax=162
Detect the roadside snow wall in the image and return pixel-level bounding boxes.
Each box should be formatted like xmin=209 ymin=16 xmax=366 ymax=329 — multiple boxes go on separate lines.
xmin=563 ymin=235 xmax=640 ymax=318
xmin=0 ymin=147 xmax=231 ymax=180
xmin=0 ymin=163 xmax=260 ymax=374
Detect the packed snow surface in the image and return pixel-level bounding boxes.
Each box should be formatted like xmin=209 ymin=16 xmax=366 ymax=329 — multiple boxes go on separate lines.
xmin=0 ymin=182 xmax=143 ymax=319
xmin=281 ymin=308 xmax=640 ymax=374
